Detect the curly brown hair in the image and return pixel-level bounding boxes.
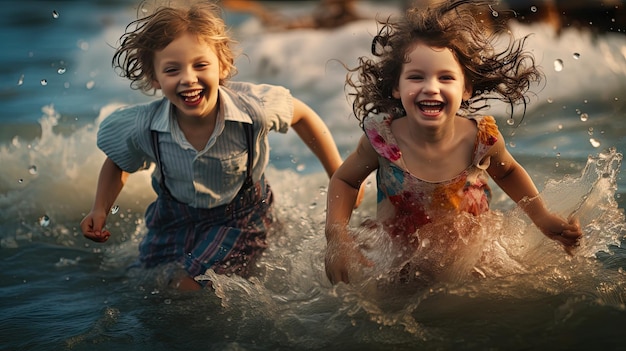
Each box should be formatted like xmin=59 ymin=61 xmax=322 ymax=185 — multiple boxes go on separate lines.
xmin=346 ymin=0 xmax=543 ymax=125
xmin=112 ymin=0 xmax=238 ymax=94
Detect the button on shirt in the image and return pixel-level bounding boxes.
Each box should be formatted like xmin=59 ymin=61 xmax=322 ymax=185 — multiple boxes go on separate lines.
xmin=97 ymin=82 xmax=294 ymax=208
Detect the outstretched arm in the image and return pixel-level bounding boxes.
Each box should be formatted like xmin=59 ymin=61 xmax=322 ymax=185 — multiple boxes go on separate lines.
xmin=487 ymin=133 xmax=582 ymax=252
xmin=80 ymin=157 xmax=129 ymax=243
xmin=325 ymin=135 xmax=378 ymax=284
xmin=290 ymin=98 xmax=365 ymax=207
xmin=290 ymin=98 xmax=343 ymax=178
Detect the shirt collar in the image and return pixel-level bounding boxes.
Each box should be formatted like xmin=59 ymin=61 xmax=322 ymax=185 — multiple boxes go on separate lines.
xmin=149 ymin=86 xmax=253 ymax=132
xmin=150 ymin=98 xmax=172 ymax=132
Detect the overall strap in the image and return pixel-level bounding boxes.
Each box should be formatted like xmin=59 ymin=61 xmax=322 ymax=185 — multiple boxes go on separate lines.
xmin=150 ymin=122 xmax=255 ymax=199
xmin=242 ymin=122 xmax=255 ymax=189
xmin=151 ymin=130 xmax=173 ymax=198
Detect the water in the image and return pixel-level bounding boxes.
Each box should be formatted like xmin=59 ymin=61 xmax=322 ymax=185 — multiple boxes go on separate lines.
xmin=1 ymin=1 xmax=626 ymax=350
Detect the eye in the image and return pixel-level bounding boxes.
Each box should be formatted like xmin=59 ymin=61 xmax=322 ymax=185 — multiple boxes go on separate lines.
xmin=440 ymin=75 xmax=455 ymax=81
xmin=163 ymin=67 xmax=179 ymax=75
xmin=407 ymin=74 xmax=424 ymax=81
xmin=195 ymin=62 xmax=210 ymax=69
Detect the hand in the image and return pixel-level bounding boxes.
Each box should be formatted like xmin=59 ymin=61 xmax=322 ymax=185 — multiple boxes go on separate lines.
xmin=535 ymin=213 xmax=582 ymax=255
xmin=80 ymin=210 xmax=111 ymax=243
xmin=325 ymin=228 xmax=373 ymax=284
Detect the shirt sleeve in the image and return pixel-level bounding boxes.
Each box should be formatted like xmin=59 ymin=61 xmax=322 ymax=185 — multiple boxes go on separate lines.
xmin=236 ymin=82 xmax=294 ymax=133
xmin=96 ymin=105 xmax=152 ymax=173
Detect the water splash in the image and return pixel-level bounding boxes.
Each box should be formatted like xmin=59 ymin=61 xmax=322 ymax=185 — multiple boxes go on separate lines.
xmin=554 ymin=59 xmax=564 ymax=72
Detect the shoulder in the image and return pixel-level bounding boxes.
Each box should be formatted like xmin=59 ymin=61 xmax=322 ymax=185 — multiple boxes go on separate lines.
xmin=100 ymin=99 xmax=166 ymax=129
xmin=223 ymin=82 xmax=294 ymax=133
xmin=363 ymin=112 xmax=402 ymax=162
xmin=224 ymin=81 xmax=291 ymax=102
xmin=467 ymin=115 xmax=499 ymax=147
xmin=97 ymin=98 xmax=167 ymax=152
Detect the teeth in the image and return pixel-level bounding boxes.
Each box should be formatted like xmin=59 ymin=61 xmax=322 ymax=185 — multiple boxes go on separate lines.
xmin=180 ymin=90 xmax=201 ymax=97
xmin=418 ymin=101 xmax=443 ymax=114
xmin=180 ymin=90 xmax=202 ymax=102
xmin=420 ymin=101 xmax=442 ymax=106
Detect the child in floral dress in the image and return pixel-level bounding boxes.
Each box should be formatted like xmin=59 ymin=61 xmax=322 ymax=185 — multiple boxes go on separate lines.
xmin=324 ymin=0 xmax=582 ymax=285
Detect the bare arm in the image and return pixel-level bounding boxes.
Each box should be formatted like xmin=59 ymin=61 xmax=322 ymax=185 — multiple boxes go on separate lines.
xmin=325 ymin=135 xmax=378 ymax=284
xmin=290 ymin=98 xmax=343 ymax=178
xmin=80 ymin=157 xmax=129 ymax=242
xmin=487 ymin=133 xmax=581 ymax=251
xmin=290 ymin=98 xmax=365 ymax=207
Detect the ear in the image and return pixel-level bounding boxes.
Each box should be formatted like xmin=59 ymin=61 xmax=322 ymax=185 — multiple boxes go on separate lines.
xmin=392 ymin=86 xmax=401 ymax=99
xmin=462 ymin=83 xmax=472 ymax=101
xmin=219 ymin=60 xmax=231 ymax=81
xmin=152 ymin=80 xmax=161 ymax=90
xmin=220 ymin=68 xmax=230 ymax=81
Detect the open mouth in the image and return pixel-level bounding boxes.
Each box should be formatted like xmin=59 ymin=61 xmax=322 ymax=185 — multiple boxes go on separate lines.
xmin=418 ymin=101 xmax=444 ymax=115
xmin=179 ymin=89 xmax=204 ymax=104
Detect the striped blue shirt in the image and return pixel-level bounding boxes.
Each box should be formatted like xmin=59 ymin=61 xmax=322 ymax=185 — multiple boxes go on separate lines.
xmin=97 ymin=81 xmax=293 ymax=208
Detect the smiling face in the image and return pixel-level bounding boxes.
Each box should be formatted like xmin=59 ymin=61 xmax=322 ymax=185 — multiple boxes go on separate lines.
xmin=152 ymin=32 xmax=229 ymax=121
xmin=392 ymin=43 xmax=472 ymax=130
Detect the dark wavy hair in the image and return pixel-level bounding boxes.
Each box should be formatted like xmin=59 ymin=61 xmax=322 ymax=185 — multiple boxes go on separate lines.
xmin=346 ymin=0 xmax=543 ymax=125
xmin=112 ymin=0 xmax=238 ymax=94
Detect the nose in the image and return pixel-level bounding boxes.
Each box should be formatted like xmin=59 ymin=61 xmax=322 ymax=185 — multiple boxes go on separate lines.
xmin=180 ymin=67 xmax=198 ymax=85
xmin=422 ymin=77 xmax=439 ymax=94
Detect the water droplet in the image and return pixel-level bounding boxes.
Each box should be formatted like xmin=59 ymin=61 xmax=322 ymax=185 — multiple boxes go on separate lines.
xmin=78 ymin=40 xmax=89 ymax=51
xmin=547 ymin=97 xmax=553 ymax=103
xmin=589 ymin=138 xmax=601 ymax=148
xmin=52 ymin=10 xmax=59 ymax=19
xmin=86 ymin=80 xmax=95 ymax=89
xmin=318 ymin=186 xmax=327 ymax=195
xmin=17 ymin=74 xmax=24 ymax=86
xmin=308 ymin=202 xmax=317 ymax=209
xmin=573 ymin=52 xmax=580 ymax=59
xmin=18 ymin=178 xmax=24 ymax=183
xmin=557 ymin=124 xmax=563 ymax=130
xmin=296 ymin=164 xmax=305 ymax=172
xmin=530 ymin=6 xmax=537 ymax=12
xmin=508 ymin=142 xmax=516 ymax=148
xmin=40 ymin=79 xmax=48 ymax=86
xmin=553 ymin=59 xmax=564 ymax=72
xmin=28 ymin=165 xmax=37 ymax=175
xmin=110 ymin=205 xmax=120 ymax=214
xmin=580 ymin=113 xmax=589 ymax=121
xmin=57 ymin=67 xmax=66 ymax=74
xmin=39 ymin=215 xmax=51 ymax=227
xmin=506 ymin=118 xmax=515 ymax=126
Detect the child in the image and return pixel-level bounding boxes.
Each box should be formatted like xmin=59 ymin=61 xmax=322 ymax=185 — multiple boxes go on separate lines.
xmin=324 ymin=0 xmax=582 ymax=285
xmin=80 ymin=1 xmax=345 ymax=290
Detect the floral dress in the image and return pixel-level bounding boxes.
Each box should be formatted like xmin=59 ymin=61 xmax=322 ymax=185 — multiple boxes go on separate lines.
xmin=363 ymin=113 xmax=499 ymax=244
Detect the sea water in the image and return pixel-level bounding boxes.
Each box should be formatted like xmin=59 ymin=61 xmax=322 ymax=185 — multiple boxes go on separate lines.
xmin=1 ymin=1 xmax=625 ymax=350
